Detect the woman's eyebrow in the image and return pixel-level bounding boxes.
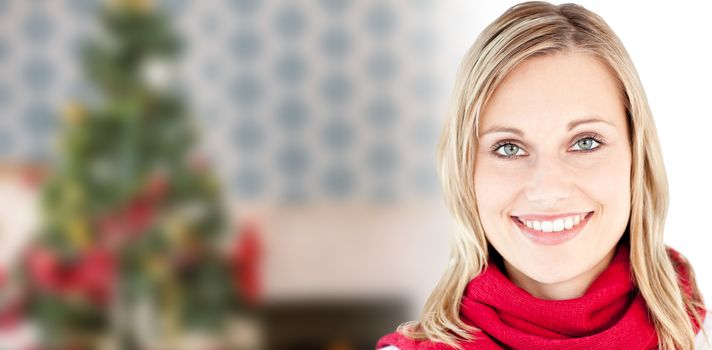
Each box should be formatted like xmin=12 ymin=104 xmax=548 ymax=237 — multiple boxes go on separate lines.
xmin=479 ymin=117 xmax=616 ymax=137
xmin=567 ymin=117 xmax=616 ymax=131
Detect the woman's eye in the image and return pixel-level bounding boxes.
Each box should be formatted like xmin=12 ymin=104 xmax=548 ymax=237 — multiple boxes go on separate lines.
xmin=571 ymin=137 xmax=601 ymax=152
xmin=494 ymin=143 xmax=526 ymax=157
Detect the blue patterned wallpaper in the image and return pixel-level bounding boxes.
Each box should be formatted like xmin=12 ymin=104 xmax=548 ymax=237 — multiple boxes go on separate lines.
xmin=0 ymin=0 xmax=445 ymax=205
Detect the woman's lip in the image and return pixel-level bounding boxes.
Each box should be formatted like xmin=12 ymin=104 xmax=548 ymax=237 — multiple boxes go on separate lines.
xmin=511 ymin=211 xmax=594 ymax=246
xmin=513 ymin=211 xmax=594 ymax=221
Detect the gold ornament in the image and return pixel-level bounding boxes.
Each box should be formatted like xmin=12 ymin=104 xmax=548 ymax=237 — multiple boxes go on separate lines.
xmin=157 ymin=277 xmax=181 ymax=348
xmin=66 ymin=216 xmax=90 ymax=249
xmin=61 ymin=101 xmax=86 ymax=124
xmin=163 ymin=216 xmax=189 ymax=247
xmin=145 ymin=256 xmax=169 ymax=280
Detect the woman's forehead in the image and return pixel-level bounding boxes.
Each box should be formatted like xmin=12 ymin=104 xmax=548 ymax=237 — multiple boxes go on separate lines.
xmin=479 ymin=51 xmax=626 ymax=135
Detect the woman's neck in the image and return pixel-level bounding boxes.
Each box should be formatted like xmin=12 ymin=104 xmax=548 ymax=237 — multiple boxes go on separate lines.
xmin=502 ymin=245 xmax=619 ymax=300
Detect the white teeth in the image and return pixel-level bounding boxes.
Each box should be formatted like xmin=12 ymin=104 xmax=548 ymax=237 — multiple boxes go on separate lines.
xmin=564 ymin=217 xmax=573 ymax=229
xmin=517 ymin=213 xmax=589 ymax=233
xmin=552 ymin=219 xmax=564 ymax=231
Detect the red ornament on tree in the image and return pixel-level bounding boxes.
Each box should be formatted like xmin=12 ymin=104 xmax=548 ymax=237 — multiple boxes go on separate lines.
xmin=125 ymin=197 xmax=155 ymax=233
xmin=26 ymin=246 xmax=117 ymax=305
xmin=98 ymin=196 xmax=157 ymax=248
xmin=72 ymin=248 xmax=117 ymax=305
xmin=230 ymin=218 xmax=263 ymax=305
xmin=25 ymin=247 xmax=63 ymax=293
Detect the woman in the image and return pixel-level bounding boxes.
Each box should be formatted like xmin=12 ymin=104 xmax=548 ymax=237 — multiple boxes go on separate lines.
xmin=377 ymin=2 xmax=709 ymax=349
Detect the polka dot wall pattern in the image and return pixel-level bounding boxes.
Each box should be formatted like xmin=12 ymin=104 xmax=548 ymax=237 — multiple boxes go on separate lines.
xmin=0 ymin=0 xmax=444 ymax=205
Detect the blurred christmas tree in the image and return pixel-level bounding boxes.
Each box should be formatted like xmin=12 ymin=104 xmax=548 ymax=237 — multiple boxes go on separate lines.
xmin=19 ymin=0 xmax=242 ymax=348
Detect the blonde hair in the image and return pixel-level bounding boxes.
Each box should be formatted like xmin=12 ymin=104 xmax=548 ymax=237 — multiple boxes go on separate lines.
xmin=399 ymin=2 xmax=708 ymax=349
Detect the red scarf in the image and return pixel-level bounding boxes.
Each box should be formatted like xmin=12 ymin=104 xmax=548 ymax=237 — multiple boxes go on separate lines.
xmin=376 ymin=242 xmax=706 ymax=350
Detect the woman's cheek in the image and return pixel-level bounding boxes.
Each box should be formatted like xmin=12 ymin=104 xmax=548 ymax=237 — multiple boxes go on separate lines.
xmin=576 ymin=149 xmax=628 ymax=181
xmin=474 ymin=164 xmax=522 ymax=213
xmin=574 ymin=153 xmax=631 ymax=218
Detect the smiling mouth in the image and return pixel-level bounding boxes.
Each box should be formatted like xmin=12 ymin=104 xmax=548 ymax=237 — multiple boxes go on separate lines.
xmin=512 ymin=211 xmax=594 ymax=232
xmin=511 ymin=211 xmax=594 ymax=246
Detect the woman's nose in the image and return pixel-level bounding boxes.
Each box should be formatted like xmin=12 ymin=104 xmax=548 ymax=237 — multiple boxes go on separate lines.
xmin=524 ymin=157 xmax=574 ymax=208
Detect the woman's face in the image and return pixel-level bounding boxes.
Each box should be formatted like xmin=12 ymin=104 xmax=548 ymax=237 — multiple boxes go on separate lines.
xmin=474 ymin=51 xmax=631 ymax=299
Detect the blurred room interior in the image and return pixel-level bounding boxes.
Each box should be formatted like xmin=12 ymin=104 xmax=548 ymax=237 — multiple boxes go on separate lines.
xmin=0 ymin=0 xmax=454 ymax=349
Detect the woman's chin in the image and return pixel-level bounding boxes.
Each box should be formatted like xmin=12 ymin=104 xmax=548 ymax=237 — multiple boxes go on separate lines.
xmin=506 ymin=252 xmax=586 ymax=286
